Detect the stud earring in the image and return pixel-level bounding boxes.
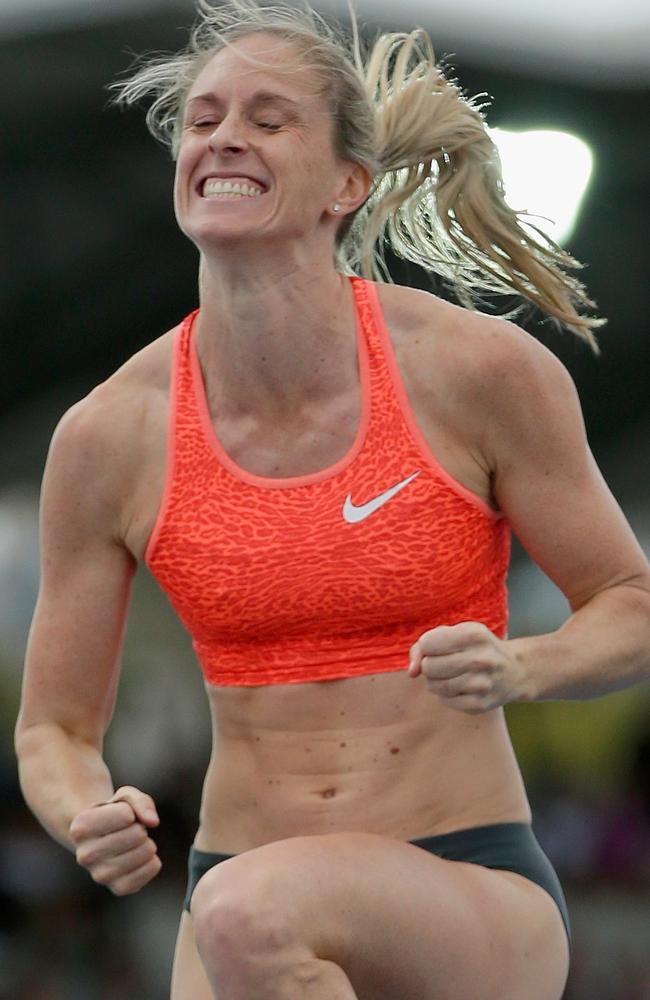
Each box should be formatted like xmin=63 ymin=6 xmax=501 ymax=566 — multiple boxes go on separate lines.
xmin=333 ymin=203 xmax=341 ymax=213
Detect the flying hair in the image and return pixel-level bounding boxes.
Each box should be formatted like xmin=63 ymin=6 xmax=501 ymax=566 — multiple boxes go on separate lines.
xmin=109 ymin=0 xmax=605 ymax=349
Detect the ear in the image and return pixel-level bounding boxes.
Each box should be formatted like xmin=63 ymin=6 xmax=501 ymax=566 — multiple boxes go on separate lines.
xmin=334 ymin=161 xmax=373 ymax=215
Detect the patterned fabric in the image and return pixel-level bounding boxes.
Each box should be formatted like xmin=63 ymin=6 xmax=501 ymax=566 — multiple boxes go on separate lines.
xmin=145 ymin=277 xmax=511 ymax=686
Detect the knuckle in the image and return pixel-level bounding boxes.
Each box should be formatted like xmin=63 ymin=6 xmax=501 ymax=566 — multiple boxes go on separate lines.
xmin=114 ymin=785 xmax=137 ymax=798
xmin=69 ymin=825 xmax=84 ymax=845
xmin=466 ymin=699 xmax=489 ymax=715
xmin=76 ymin=846 xmax=96 ymax=867
xmin=112 ymin=858 xmax=160 ymax=897
xmin=126 ymin=823 xmax=146 ymax=845
xmin=144 ymin=853 xmax=162 ymax=875
xmin=70 ymin=816 xmax=90 ymax=842
xmin=112 ymin=791 xmax=137 ymax=815
xmin=92 ymin=867 xmax=111 ymax=886
xmin=135 ymin=841 xmax=155 ymax=863
xmin=116 ymin=802 xmax=136 ymax=824
xmin=111 ymin=880 xmax=133 ymax=897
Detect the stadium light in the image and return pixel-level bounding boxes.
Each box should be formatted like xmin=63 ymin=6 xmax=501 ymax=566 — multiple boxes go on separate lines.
xmin=487 ymin=128 xmax=594 ymax=245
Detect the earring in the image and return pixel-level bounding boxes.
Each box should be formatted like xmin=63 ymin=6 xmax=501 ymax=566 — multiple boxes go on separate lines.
xmin=333 ymin=203 xmax=342 ymax=213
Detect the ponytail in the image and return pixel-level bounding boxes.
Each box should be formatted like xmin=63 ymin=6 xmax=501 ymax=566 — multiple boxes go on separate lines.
xmin=338 ymin=25 xmax=604 ymax=350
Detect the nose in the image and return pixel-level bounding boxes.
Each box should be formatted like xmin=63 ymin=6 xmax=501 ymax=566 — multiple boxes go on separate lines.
xmin=208 ymin=113 xmax=249 ymax=155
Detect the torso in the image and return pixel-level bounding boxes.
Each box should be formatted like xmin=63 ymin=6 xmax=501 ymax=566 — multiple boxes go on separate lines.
xmin=111 ymin=280 xmax=531 ymax=852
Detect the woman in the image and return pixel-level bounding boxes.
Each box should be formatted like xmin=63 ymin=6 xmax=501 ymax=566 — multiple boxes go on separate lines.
xmin=15 ymin=1 xmax=650 ymax=998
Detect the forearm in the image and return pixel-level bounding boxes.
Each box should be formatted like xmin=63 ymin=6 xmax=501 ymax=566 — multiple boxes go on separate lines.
xmin=15 ymin=723 xmax=114 ymax=851
xmin=510 ymin=581 xmax=650 ymax=702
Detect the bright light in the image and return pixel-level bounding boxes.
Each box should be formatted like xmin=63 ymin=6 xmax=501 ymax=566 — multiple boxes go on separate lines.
xmin=488 ymin=128 xmax=594 ymax=244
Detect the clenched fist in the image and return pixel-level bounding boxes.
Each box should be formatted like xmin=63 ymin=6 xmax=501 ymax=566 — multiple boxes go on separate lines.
xmin=69 ymin=785 xmax=162 ymax=896
xmin=407 ymin=622 xmax=530 ymax=714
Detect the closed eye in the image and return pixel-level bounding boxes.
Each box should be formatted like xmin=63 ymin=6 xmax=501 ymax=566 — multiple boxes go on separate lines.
xmin=186 ymin=120 xmax=218 ymax=130
xmin=186 ymin=120 xmax=282 ymax=132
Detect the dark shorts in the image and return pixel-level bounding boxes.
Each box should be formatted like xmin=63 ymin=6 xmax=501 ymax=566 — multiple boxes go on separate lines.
xmin=183 ymin=821 xmax=571 ymax=947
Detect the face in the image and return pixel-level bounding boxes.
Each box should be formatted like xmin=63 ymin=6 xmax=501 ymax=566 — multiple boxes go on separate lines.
xmin=174 ymin=33 xmax=368 ymax=252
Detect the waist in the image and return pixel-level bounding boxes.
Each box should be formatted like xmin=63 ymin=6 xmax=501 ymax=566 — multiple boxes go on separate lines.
xmin=194 ymin=703 xmax=531 ymax=853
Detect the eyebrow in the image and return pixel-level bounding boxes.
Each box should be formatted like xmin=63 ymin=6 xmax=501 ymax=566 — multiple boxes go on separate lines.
xmin=185 ymin=90 xmax=302 ymax=111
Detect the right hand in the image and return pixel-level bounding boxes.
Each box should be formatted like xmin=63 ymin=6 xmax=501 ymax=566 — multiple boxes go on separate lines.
xmin=69 ymin=785 xmax=162 ymax=896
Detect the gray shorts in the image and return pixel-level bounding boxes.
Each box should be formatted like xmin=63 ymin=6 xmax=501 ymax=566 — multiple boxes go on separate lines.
xmin=183 ymin=821 xmax=570 ymax=948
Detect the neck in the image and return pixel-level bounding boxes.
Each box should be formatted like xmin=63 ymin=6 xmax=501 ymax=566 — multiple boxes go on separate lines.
xmin=195 ymin=249 xmax=357 ymax=419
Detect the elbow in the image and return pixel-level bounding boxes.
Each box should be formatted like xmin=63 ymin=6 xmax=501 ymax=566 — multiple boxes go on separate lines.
xmin=569 ymin=572 xmax=650 ymax=615
xmin=14 ymin=717 xmax=51 ymax=763
xmin=15 ymin=717 xmax=102 ymax=762
xmin=14 ymin=710 xmax=32 ymax=760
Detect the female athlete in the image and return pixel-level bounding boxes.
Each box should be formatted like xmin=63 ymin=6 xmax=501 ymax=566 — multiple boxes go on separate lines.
xmin=15 ymin=1 xmax=650 ymax=997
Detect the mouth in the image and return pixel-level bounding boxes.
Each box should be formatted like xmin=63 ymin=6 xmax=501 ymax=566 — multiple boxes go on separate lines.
xmin=199 ymin=175 xmax=269 ymax=201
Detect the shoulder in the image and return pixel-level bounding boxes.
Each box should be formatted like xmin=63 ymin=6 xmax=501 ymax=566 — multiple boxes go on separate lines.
xmin=374 ymin=280 xmax=587 ymax=466
xmin=47 ymin=324 xmax=179 ymax=515
xmin=376 ymin=280 xmax=571 ymax=371
xmin=376 ymin=280 xmax=582 ymax=414
xmin=54 ymin=325 xmax=176 ymax=442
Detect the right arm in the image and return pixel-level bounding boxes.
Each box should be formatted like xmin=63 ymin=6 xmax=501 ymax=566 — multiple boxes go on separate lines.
xmin=15 ymin=389 xmax=161 ymax=893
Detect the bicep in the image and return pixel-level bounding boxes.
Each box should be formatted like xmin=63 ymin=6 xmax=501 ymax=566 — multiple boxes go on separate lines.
xmin=18 ymin=399 xmax=137 ymax=745
xmin=489 ymin=334 xmax=649 ymax=609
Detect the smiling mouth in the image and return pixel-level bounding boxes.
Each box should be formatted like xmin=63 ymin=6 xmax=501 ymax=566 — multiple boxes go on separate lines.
xmin=200 ymin=178 xmax=267 ymax=200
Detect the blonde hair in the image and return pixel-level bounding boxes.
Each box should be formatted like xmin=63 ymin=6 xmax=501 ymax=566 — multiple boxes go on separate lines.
xmin=109 ymin=0 xmax=605 ymax=349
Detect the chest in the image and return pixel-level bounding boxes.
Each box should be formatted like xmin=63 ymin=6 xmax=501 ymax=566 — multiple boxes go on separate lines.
xmin=124 ymin=307 xmax=492 ymax=563
xmin=211 ymin=390 xmax=363 ymax=479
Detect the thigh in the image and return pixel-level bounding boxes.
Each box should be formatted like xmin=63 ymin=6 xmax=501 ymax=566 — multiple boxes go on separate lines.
xmin=194 ymin=831 xmax=570 ymax=1000
xmin=171 ymin=912 xmax=213 ymax=1000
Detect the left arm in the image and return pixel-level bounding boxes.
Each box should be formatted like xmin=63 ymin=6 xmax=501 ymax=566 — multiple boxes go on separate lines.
xmin=408 ymin=322 xmax=650 ymax=709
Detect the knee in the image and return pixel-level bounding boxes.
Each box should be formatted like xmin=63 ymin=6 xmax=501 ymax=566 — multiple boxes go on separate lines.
xmin=190 ymin=865 xmax=295 ymax=966
xmin=190 ymin=867 xmax=246 ymax=959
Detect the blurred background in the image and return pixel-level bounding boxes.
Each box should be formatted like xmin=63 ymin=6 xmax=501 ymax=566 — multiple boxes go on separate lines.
xmin=1 ymin=0 xmax=649 ymax=996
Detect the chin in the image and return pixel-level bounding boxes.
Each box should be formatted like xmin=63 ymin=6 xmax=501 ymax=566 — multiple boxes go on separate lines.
xmin=182 ymin=215 xmax=263 ymax=244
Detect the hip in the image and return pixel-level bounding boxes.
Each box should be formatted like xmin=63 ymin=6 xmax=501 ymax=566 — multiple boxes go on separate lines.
xmin=184 ymin=820 xmax=570 ymax=946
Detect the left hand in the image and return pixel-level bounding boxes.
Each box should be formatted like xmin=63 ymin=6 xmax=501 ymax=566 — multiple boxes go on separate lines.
xmin=406 ymin=622 xmax=528 ymax=714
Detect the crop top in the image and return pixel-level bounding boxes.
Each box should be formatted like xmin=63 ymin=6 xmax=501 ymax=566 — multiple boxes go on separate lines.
xmin=145 ymin=276 xmax=511 ymax=686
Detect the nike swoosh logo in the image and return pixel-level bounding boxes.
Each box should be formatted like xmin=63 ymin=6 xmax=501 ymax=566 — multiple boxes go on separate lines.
xmin=343 ymin=471 xmax=421 ymax=524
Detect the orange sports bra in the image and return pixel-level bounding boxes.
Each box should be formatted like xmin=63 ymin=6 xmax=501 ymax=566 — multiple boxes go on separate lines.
xmin=145 ymin=276 xmax=510 ymax=686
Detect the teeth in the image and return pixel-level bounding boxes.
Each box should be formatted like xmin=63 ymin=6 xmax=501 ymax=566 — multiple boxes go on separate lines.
xmin=203 ymin=178 xmax=265 ymax=198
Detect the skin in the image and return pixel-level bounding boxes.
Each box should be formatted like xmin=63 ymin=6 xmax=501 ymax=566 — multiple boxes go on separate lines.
xmin=15 ymin=31 xmax=650 ymax=1000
